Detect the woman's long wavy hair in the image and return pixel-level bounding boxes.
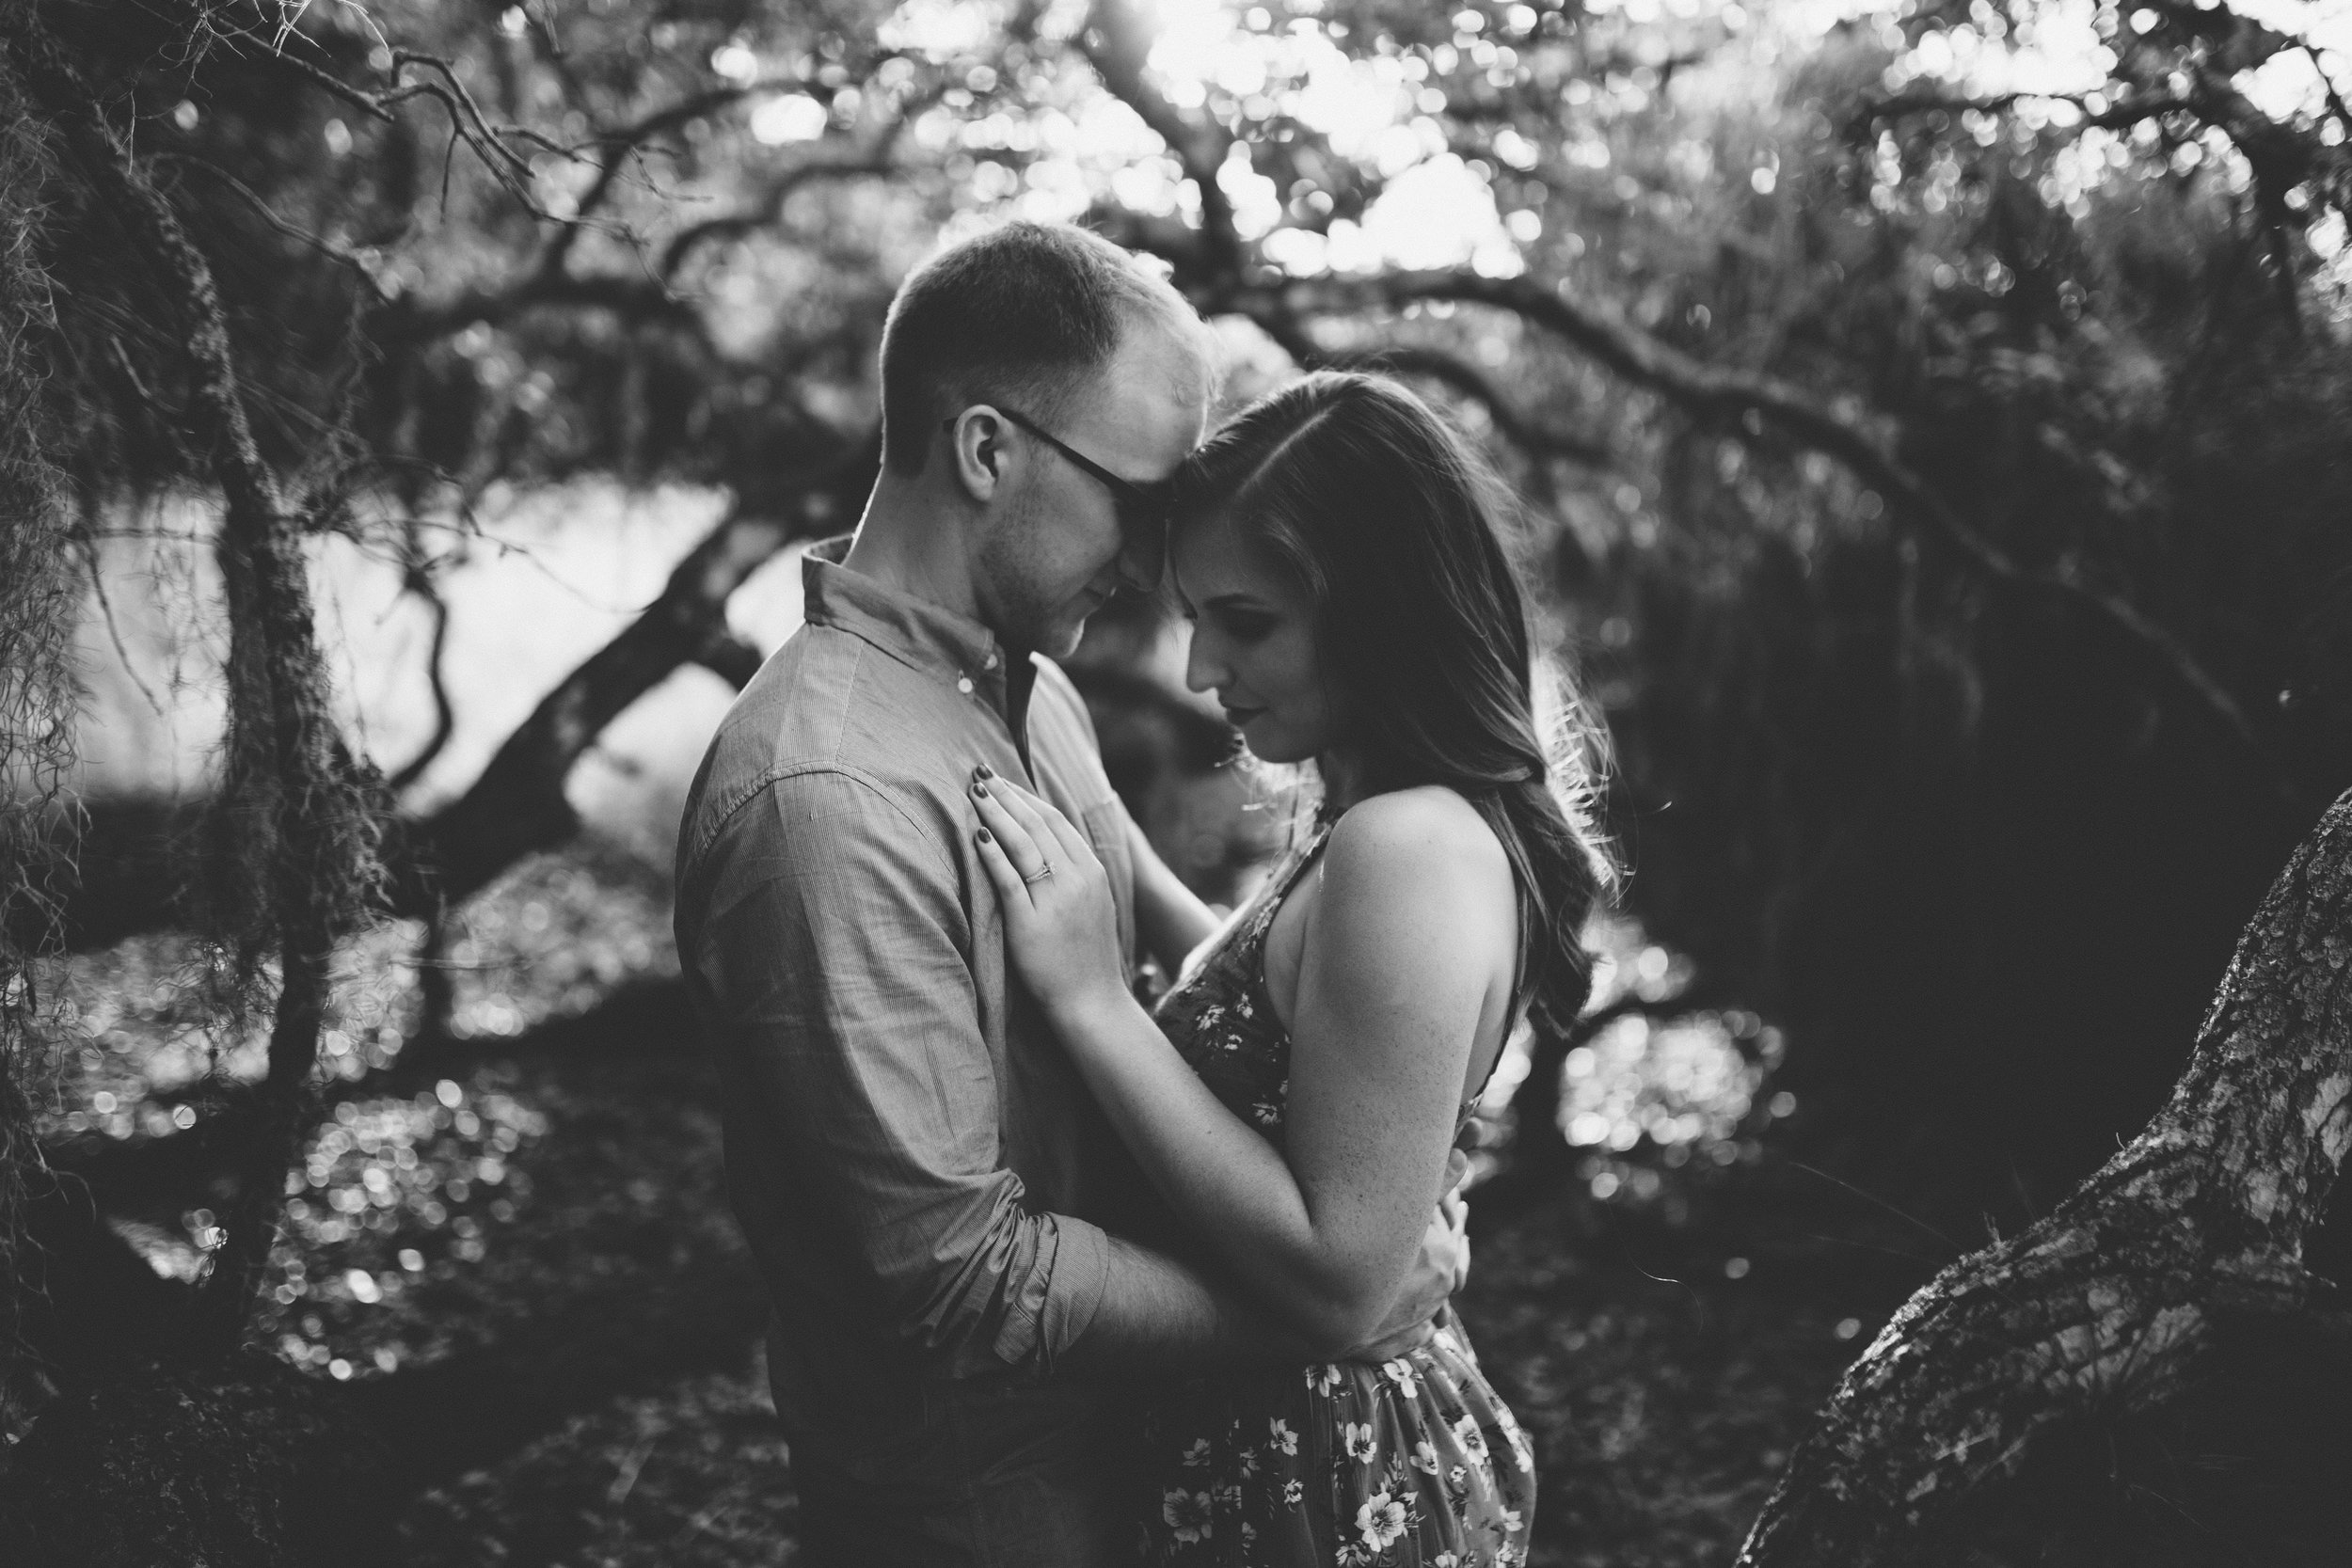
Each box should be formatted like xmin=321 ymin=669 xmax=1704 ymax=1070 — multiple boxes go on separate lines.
xmin=1175 ymin=371 xmax=1616 ymax=1033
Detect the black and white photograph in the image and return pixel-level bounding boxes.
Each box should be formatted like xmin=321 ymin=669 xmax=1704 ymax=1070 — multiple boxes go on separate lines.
xmin=3 ymin=0 xmax=2350 ymax=1562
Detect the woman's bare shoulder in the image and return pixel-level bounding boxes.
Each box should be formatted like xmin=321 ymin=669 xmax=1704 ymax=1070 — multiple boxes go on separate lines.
xmin=1314 ymin=787 xmax=1515 ymax=946
xmin=1324 ymin=786 xmax=1510 ymax=883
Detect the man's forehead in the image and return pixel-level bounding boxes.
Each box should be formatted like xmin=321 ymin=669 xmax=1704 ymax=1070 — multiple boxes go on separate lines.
xmin=1143 ymin=317 xmax=1216 ymax=418
xmin=1075 ymin=327 xmax=1209 ymax=445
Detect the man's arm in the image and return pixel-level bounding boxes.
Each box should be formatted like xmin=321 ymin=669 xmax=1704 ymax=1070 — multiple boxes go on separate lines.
xmin=1124 ymin=813 xmax=1222 ymax=978
xmin=1067 ymin=1225 xmax=1460 ymax=1373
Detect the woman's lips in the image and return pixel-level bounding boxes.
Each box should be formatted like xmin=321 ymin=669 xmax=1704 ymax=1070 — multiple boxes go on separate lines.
xmin=1219 ymin=703 xmax=1264 ymax=727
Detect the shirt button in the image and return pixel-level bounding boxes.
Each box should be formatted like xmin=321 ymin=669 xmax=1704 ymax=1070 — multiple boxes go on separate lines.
xmin=956 ymin=676 xmax=975 ymax=695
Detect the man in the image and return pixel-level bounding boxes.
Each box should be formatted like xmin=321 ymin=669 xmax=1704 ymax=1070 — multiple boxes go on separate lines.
xmin=675 ymin=222 xmax=1455 ymax=1563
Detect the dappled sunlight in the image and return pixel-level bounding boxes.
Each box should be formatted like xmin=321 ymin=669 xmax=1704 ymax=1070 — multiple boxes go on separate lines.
xmin=877 ymin=0 xmax=1009 ymax=59
xmin=36 ymin=840 xmax=683 ymax=1386
xmin=41 ymin=926 xmax=419 ymax=1139
xmin=1526 ymin=915 xmax=1797 ymax=1223
xmin=862 ymin=0 xmax=2352 ymax=305
xmin=261 ymin=1079 xmax=549 ymax=1380
xmin=1352 ymin=153 xmax=1527 ymax=276
xmin=1871 ymin=0 xmax=2352 ymax=231
xmin=428 ymin=851 xmax=678 ymax=1039
xmin=1561 ymin=1011 xmax=1766 ymax=1159
xmin=35 ymin=845 xmax=675 ymax=1148
xmin=1143 ymin=0 xmax=1248 ymax=99
xmin=12 ymin=0 xmax=2351 ymax=1556
xmin=888 ymin=0 xmax=1551 ymax=274
xmin=599 ymin=0 xmax=2352 ymax=318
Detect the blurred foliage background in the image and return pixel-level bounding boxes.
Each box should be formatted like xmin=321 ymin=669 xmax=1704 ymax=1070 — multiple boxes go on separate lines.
xmin=5 ymin=0 xmax=2352 ymax=1560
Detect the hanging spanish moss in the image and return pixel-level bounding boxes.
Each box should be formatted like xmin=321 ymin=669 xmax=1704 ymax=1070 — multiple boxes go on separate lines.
xmin=0 ymin=52 xmax=77 ymax=1406
xmin=0 ymin=8 xmax=389 ymax=1359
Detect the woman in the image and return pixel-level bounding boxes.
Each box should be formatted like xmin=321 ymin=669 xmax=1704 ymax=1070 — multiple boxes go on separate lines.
xmin=967 ymin=372 xmax=1613 ymax=1566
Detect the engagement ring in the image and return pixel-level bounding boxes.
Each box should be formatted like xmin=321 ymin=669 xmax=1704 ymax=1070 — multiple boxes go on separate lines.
xmin=1023 ymin=863 xmax=1056 ymax=884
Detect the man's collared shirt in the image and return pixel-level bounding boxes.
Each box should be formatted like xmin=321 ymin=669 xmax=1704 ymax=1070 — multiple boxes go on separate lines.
xmin=675 ymin=538 xmax=1157 ymax=1467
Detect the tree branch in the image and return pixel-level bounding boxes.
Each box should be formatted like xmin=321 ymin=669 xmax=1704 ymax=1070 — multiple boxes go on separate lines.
xmin=385 ymin=50 xmax=542 ymax=206
xmin=1232 ymin=267 xmax=2294 ymax=800
xmin=216 ymin=19 xmax=554 ymax=217
xmin=238 ymin=32 xmax=397 ymax=124
xmin=1080 ymin=0 xmax=1241 ymax=284
xmin=1866 ymin=5 xmax=2352 ymax=246
xmin=1740 ymin=785 xmax=2352 ymax=1561
xmin=535 ymin=85 xmax=758 ymax=278
xmin=385 ymin=434 xmax=879 ymax=916
xmin=692 ymin=631 xmax=768 ymax=690
xmin=1864 ymin=87 xmax=2197 ymax=135
xmin=384 ymin=540 xmax=456 ymax=797
xmin=658 ymin=149 xmax=900 ymax=282
xmin=1299 ymin=341 xmax=1612 ymax=467
xmin=151 ymin=154 xmax=389 ymax=301
xmin=389 ymin=267 xmax=706 ymax=346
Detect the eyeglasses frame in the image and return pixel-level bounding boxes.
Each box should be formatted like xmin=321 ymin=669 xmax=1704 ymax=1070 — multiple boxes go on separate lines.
xmin=938 ymin=404 xmax=1181 ymax=535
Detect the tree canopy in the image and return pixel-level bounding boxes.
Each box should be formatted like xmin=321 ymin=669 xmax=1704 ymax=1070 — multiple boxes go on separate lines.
xmin=5 ymin=0 xmax=2352 ymax=1557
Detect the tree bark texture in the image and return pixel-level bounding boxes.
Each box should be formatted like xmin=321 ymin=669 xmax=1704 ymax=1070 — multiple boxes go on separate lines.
xmin=1738 ymin=785 xmax=2352 ymax=1564
xmin=4 ymin=15 xmax=376 ymax=1352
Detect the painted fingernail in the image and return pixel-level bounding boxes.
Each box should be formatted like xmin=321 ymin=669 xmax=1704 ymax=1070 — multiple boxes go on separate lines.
xmin=972 ymin=781 xmax=989 ymax=797
xmin=977 ymin=827 xmax=993 ymax=844
xmin=977 ymin=763 xmax=994 ymax=779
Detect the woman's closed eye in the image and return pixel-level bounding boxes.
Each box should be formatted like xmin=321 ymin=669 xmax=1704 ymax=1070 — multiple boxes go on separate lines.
xmin=1208 ymin=608 xmax=1279 ymax=641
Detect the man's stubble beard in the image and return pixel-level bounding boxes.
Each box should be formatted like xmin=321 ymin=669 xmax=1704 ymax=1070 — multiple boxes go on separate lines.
xmin=977 ymin=491 xmax=1093 ymax=658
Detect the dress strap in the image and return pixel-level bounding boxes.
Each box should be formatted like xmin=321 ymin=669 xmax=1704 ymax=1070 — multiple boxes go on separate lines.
xmin=1285 ymin=820 xmax=1335 ymax=887
xmin=1251 ymin=822 xmax=1333 ymax=930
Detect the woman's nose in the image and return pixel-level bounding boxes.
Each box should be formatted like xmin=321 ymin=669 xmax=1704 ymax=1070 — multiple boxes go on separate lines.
xmin=1183 ymin=626 xmax=1223 ymax=694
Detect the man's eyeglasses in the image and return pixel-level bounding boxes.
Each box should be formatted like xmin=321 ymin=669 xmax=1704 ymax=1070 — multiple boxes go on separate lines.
xmin=941 ymin=405 xmax=1180 ymax=534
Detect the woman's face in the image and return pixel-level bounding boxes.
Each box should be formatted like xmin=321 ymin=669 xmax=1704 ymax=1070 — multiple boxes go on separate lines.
xmin=1172 ymin=509 xmax=1340 ymax=765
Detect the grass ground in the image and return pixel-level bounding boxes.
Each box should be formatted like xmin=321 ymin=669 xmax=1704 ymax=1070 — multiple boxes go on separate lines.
xmin=376 ymin=1085 xmax=1879 ymax=1568
xmin=40 ymin=838 xmax=1901 ymax=1566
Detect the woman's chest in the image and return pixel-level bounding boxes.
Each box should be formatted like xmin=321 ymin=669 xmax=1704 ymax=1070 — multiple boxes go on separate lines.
xmin=1154 ymin=833 xmax=1330 ymax=1133
xmin=1158 ymin=923 xmax=1305 ymax=1135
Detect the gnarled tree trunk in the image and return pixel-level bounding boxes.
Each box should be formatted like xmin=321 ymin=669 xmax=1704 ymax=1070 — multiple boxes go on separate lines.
xmin=1740 ymin=785 xmax=2352 ymax=1563
xmin=5 ymin=13 xmax=385 ymax=1354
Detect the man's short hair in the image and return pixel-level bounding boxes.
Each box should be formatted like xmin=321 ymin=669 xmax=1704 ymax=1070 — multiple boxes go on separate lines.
xmin=878 ymin=221 xmax=1204 ymax=476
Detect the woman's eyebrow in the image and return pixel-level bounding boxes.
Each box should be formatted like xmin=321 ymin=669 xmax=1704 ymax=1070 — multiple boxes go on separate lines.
xmin=1200 ymin=592 xmax=1270 ymax=611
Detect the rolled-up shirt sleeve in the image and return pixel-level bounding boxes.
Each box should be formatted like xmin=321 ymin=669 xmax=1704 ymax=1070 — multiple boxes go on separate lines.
xmin=693 ymin=766 xmax=1112 ymax=1374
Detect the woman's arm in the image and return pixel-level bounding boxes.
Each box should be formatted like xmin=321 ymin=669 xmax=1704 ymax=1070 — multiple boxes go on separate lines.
xmin=1125 ymin=813 xmax=1222 ymax=976
xmin=970 ymin=775 xmax=1513 ymax=1354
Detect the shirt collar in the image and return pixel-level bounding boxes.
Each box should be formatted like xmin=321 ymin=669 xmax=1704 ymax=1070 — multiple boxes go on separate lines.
xmin=802 ymin=536 xmax=1035 ymax=741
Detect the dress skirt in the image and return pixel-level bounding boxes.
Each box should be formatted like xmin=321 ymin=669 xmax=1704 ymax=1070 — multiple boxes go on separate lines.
xmin=1138 ymin=1307 xmax=1535 ymax=1567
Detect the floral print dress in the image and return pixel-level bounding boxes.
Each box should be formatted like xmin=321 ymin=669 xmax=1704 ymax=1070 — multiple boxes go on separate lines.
xmin=1138 ymin=824 xmax=1537 ymax=1568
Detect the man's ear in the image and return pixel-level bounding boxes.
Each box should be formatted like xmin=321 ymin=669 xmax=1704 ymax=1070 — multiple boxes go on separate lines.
xmin=947 ymin=407 xmax=1007 ymax=504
